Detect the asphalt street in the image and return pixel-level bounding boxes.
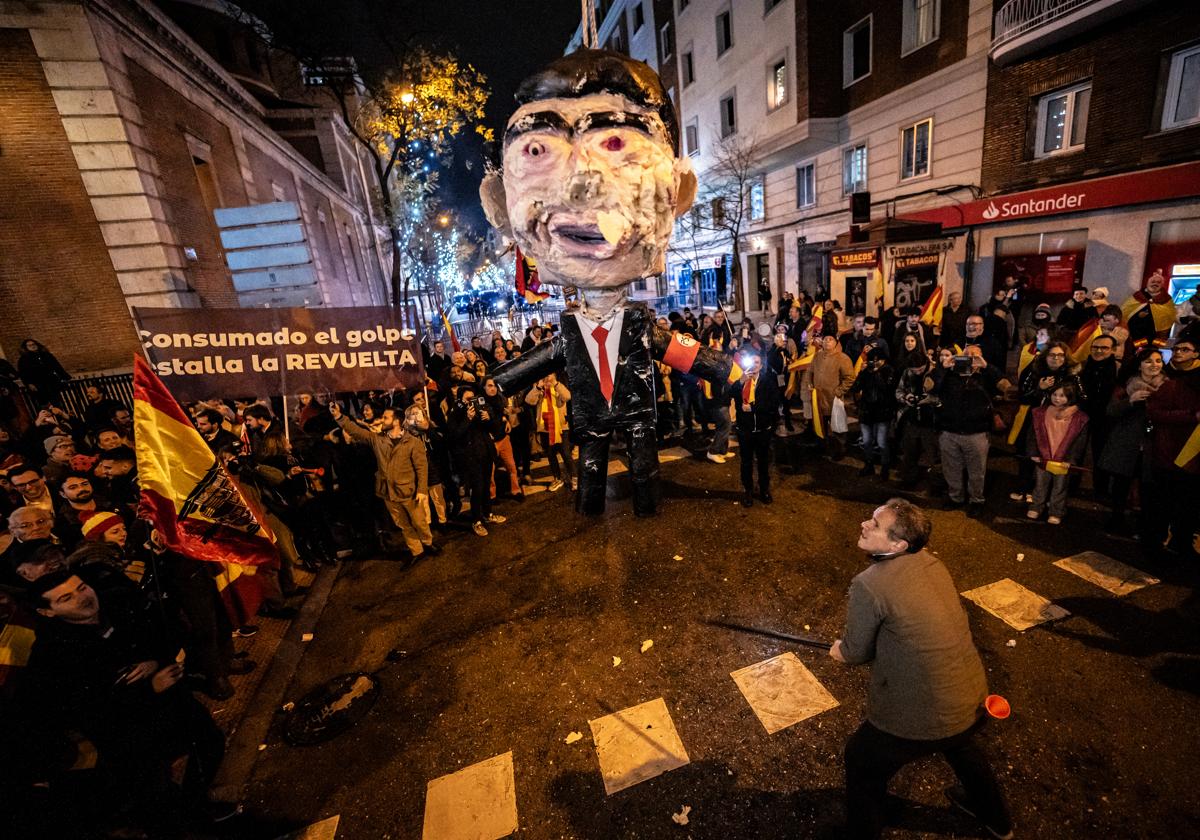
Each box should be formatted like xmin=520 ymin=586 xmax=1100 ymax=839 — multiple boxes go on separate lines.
xmin=234 ymin=442 xmax=1200 ymax=840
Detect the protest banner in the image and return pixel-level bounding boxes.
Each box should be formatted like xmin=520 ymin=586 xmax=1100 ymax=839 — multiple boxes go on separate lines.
xmin=133 ymin=306 xmax=425 ymax=401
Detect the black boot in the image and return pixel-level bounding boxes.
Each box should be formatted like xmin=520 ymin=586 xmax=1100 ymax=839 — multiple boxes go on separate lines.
xmin=858 ymin=462 xmax=874 ymax=477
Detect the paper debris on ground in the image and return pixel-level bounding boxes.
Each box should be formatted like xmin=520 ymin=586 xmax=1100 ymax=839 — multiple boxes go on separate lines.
xmin=612 ymin=656 xmax=621 ymax=667
xmin=803 ymin=624 xmax=811 ymax=631
xmin=672 ymin=554 xmax=683 ymax=561
xmin=641 ymin=640 xmax=654 ymax=653
xmin=301 ymin=633 xmax=314 ymax=642
xmin=1053 ymin=551 xmax=1159 ymax=596
xmin=672 ymin=805 xmax=691 ymax=825
xmin=258 ymin=744 xmax=267 ymax=751
xmin=282 ymin=701 xmax=295 ymax=712
xmin=565 ymin=731 xmax=583 ymax=744
xmin=960 ymin=578 xmax=1069 ymax=631
xmin=1006 ymin=639 xmax=1017 ymax=648
xmin=1016 ymin=553 xmax=1025 ymax=562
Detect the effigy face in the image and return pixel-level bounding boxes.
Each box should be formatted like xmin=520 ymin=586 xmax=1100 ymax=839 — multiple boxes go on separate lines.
xmin=481 ymin=50 xmax=696 ymax=293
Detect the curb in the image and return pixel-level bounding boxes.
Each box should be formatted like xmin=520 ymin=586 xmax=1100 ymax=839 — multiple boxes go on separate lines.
xmin=210 ymin=562 xmax=340 ymax=803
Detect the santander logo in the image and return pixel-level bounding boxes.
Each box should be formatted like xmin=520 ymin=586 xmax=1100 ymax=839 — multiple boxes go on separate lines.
xmin=979 ymin=191 xmax=1087 ymax=222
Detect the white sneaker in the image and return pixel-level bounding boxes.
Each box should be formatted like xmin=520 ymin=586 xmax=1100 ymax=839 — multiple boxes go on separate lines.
xmin=1026 ymin=509 xmax=1040 ymax=520
xmin=706 ymin=452 xmax=726 ymax=464
xmin=486 ymin=513 xmax=506 ymax=524
xmin=548 ymin=479 xmax=564 ymax=492
xmin=472 ymin=521 xmax=488 ymax=537
xmin=1008 ymin=492 xmax=1025 ymax=501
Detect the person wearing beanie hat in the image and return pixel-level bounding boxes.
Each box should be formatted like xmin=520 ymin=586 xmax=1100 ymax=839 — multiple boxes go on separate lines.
xmin=81 ymin=510 xmax=126 ymax=548
xmin=1020 ymin=303 xmax=1054 ymax=347
xmin=42 ymin=434 xmax=76 ymax=484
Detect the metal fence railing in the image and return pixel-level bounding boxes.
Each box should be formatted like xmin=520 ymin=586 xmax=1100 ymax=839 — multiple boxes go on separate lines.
xmin=17 ymin=372 xmax=134 ymax=423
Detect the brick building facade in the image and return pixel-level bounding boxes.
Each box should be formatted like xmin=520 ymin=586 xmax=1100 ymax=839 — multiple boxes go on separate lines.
xmin=0 ymin=0 xmax=389 ymax=375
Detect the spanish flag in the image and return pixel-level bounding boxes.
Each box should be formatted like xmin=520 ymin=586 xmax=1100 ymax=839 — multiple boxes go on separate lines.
xmin=1068 ymin=318 xmax=1103 ymax=365
xmin=805 ymin=304 xmax=825 ymax=339
xmin=439 ymin=307 xmax=461 ymax=352
xmin=0 ymin=609 xmax=37 ymax=690
xmin=919 ymin=286 xmax=944 ymax=327
xmin=515 ymin=246 xmax=549 ymax=304
xmin=133 ymin=355 xmax=276 ymax=620
xmin=810 ymin=388 xmax=825 ymax=438
xmin=1016 ymin=341 xmax=1039 ymax=377
xmin=1176 ymin=423 xmax=1200 ymax=469
xmin=853 ymin=346 xmax=871 ymax=376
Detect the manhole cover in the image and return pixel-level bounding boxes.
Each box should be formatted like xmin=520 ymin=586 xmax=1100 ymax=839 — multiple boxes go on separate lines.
xmin=284 ymin=672 xmax=380 ymax=746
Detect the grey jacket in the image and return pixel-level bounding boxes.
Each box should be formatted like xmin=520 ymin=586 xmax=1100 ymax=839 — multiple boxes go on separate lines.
xmin=840 ymin=549 xmax=987 ymax=740
xmin=338 ymin=416 xmax=428 ymax=500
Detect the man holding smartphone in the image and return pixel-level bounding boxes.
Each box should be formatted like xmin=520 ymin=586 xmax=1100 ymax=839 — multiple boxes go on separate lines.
xmin=929 ymin=345 xmax=1001 ymax=516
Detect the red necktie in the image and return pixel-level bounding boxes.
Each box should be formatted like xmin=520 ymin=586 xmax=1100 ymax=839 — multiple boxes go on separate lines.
xmin=592 ymin=325 xmax=614 ymax=403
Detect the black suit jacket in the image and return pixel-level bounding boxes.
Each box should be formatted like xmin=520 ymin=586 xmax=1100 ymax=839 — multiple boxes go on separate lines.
xmin=493 ymin=303 xmax=731 ymax=434
xmin=732 ymin=371 xmax=781 ymax=435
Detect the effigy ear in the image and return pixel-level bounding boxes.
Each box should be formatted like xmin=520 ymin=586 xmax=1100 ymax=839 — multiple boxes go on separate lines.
xmin=673 ymin=158 xmax=697 ymax=218
xmin=480 ymin=169 xmax=512 ymax=236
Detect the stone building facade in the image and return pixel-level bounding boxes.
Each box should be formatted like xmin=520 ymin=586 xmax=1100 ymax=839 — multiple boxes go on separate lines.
xmin=0 ymin=0 xmax=389 ymax=375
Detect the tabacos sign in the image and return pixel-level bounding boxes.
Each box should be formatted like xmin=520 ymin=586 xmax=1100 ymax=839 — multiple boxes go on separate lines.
xmin=901 ymin=160 xmax=1200 ymax=229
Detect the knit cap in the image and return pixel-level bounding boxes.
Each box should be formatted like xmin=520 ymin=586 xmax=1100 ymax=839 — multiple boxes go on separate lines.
xmin=81 ymin=511 xmax=124 ymax=541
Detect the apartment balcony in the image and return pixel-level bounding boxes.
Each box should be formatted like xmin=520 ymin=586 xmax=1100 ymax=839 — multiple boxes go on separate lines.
xmin=990 ymin=0 xmax=1155 ymax=66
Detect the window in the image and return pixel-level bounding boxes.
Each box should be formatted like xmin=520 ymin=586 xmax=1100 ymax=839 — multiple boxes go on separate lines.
xmin=902 ymin=0 xmax=939 ymax=55
xmin=842 ymin=143 xmax=867 ymax=195
xmin=720 ymin=92 xmax=737 ymax=138
xmin=796 ymin=161 xmax=816 ymax=208
xmin=768 ymin=58 xmax=788 ymax=110
xmin=843 ymin=16 xmax=871 ymax=87
xmin=749 ymin=177 xmax=765 ymax=221
xmin=660 ymin=22 xmax=674 ymax=59
xmin=716 ymin=9 xmax=733 ymax=56
xmin=900 ymin=118 xmax=932 ymax=180
xmin=632 ymin=2 xmax=645 ymax=32
xmin=1035 ymin=82 xmax=1090 ymax=157
xmin=685 ymin=120 xmax=700 ymax=156
xmin=682 ymin=47 xmax=695 ymax=86
xmin=1163 ymin=44 xmax=1200 ymax=130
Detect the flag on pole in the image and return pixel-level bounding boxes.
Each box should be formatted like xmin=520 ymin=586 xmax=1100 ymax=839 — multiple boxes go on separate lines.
xmin=919 ymin=286 xmax=944 ymax=327
xmin=133 ymin=355 xmax=276 ymax=621
xmin=439 ymin=307 xmax=461 ymax=352
xmin=515 ymin=246 xmax=549 ymax=304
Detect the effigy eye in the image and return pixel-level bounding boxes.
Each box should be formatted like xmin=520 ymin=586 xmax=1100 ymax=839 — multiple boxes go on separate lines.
xmin=601 ymin=135 xmax=625 ymax=152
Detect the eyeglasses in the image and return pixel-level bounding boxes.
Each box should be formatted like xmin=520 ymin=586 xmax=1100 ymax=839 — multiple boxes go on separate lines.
xmin=1046 ymin=352 xmax=1066 ymax=358
xmin=1175 ymin=346 xmax=1197 ymax=355
xmin=12 ymin=477 xmax=45 ymax=489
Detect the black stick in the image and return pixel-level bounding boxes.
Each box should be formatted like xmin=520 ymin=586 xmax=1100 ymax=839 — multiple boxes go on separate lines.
xmin=704 ymin=618 xmax=833 ymax=651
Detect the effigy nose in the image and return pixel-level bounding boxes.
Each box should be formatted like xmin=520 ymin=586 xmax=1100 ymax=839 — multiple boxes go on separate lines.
xmin=566 ymin=170 xmax=602 ymax=204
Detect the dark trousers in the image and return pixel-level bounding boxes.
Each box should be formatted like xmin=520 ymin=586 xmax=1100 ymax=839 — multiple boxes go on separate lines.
xmin=170 ymin=561 xmax=233 ymax=680
xmin=845 ymin=718 xmax=1010 ymax=840
xmin=737 ymin=428 xmax=772 ymax=493
xmin=898 ymin=424 xmax=939 ymax=484
xmin=576 ymin=423 xmax=657 ymax=516
xmin=461 ymin=452 xmax=493 ymax=523
xmin=511 ymin=425 xmax=532 ymax=477
xmin=537 ymin=431 xmax=574 ymax=480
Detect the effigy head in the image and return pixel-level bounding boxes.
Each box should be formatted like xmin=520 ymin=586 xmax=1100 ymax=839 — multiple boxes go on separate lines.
xmin=481 ymin=49 xmax=696 ymax=290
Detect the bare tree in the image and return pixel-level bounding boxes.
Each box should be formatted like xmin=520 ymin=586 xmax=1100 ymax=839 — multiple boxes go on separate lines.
xmin=672 ymin=132 xmax=765 ymax=313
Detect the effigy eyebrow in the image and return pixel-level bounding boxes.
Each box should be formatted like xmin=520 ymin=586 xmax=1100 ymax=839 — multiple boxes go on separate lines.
xmin=505 ymin=111 xmax=572 ymax=146
xmin=505 ymin=110 xmax=661 ymax=148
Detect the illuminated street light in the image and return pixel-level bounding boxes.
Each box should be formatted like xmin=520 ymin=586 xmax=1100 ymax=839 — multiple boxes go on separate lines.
xmin=400 ymin=91 xmax=414 ymax=104
xmin=438 ymin=214 xmax=450 ymax=226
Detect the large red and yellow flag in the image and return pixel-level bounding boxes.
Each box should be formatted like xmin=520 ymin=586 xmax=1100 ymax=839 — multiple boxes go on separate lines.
xmin=1068 ymin=317 xmax=1103 ymax=364
xmin=515 ymin=246 xmax=549 ymax=304
xmin=439 ymin=307 xmax=461 ymax=352
xmin=133 ymin=355 xmax=276 ymax=620
xmin=919 ymin=286 xmax=944 ymax=327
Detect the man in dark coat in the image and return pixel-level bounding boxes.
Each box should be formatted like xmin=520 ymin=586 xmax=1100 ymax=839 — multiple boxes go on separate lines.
xmin=732 ymin=351 xmax=780 ymax=507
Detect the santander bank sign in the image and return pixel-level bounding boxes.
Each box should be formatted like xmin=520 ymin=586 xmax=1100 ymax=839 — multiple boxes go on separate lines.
xmin=980 ymin=191 xmax=1086 ymax=220
xmin=901 ymin=161 xmax=1200 ymax=229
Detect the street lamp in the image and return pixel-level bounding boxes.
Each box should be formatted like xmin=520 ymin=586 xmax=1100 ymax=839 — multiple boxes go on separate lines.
xmin=438 ymin=214 xmax=450 ymax=227
xmin=400 ymin=90 xmax=414 ymax=105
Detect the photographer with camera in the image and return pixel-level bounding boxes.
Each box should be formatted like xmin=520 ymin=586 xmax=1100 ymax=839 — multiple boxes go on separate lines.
xmin=929 ymin=345 xmax=1001 ymax=516
xmin=449 ymin=386 xmax=507 ymax=537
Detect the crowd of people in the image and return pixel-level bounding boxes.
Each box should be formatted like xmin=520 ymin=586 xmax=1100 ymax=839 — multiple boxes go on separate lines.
xmin=1 ymin=272 xmax=1197 ymax=835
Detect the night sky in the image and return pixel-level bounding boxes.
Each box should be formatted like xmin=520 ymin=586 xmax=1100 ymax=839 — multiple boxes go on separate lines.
xmin=403 ymin=0 xmax=583 ymax=232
